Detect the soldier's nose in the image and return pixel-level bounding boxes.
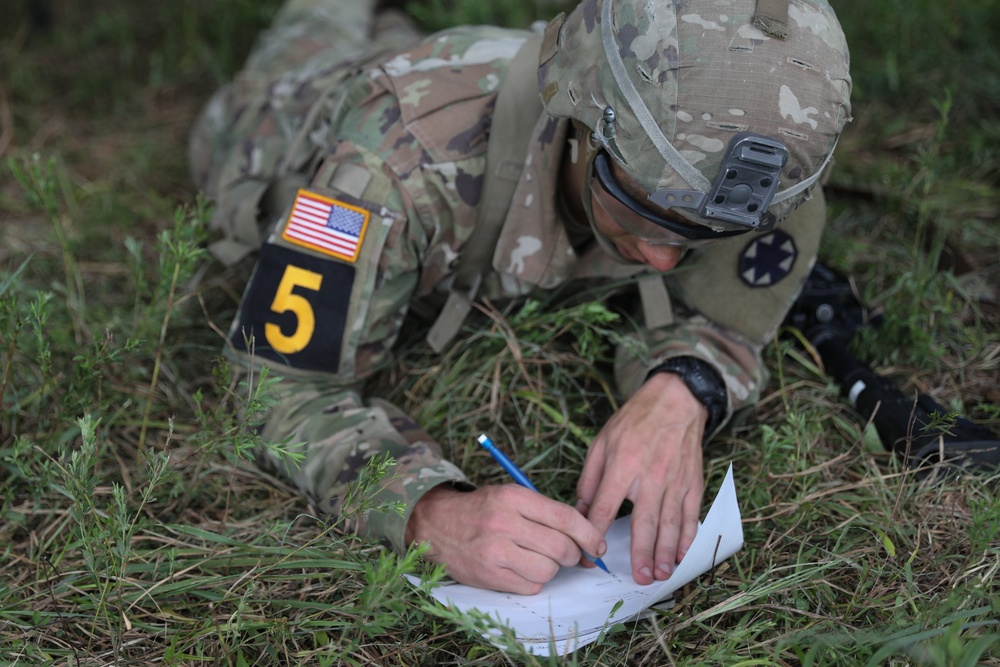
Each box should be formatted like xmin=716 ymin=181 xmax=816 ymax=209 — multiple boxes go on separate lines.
xmin=636 ymin=242 xmax=683 ymax=273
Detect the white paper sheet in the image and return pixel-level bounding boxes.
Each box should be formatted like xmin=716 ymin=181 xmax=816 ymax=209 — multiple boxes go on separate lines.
xmin=408 ymin=464 xmax=744 ymax=655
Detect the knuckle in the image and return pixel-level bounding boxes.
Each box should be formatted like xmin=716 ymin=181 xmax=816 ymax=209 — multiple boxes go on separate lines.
xmin=520 ymin=581 xmax=544 ymax=596
xmin=633 ymin=511 xmax=659 ymax=533
xmin=493 ymin=485 xmax=521 ymax=502
xmin=660 ymin=512 xmax=682 ymax=531
xmin=553 ymin=502 xmax=582 ymax=527
xmin=557 ymin=540 xmax=581 ymax=566
xmin=588 ymin=503 xmax=618 ymax=525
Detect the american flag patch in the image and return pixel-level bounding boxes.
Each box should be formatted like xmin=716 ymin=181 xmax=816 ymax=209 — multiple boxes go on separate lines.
xmin=281 ymin=190 xmax=370 ymax=262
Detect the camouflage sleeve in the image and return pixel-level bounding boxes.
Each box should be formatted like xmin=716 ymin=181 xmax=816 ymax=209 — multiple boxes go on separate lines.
xmin=227 ymin=140 xmax=477 ymax=553
xmin=226 ymin=136 xmax=477 ymax=553
xmin=188 ymin=0 xmax=380 ymax=200
xmin=251 ymin=380 xmax=472 ymax=554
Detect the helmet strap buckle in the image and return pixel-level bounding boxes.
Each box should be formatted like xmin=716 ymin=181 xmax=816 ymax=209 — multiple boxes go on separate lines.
xmin=591 ymin=106 xmax=626 ymax=163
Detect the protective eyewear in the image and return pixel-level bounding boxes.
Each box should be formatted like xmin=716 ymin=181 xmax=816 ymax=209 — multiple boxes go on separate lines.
xmin=591 ymin=152 xmax=748 ymax=247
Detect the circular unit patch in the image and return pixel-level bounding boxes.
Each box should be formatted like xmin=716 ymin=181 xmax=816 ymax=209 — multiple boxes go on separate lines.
xmin=738 ymin=230 xmax=798 ymax=288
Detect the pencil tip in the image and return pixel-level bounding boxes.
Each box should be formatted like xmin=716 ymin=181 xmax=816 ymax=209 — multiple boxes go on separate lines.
xmin=595 ymin=558 xmax=610 ymax=574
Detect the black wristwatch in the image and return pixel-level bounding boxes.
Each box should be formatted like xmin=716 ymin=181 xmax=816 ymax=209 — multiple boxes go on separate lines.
xmin=645 ymin=357 xmax=728 ymax=442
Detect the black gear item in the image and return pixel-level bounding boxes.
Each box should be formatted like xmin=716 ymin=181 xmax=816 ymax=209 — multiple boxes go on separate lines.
xmin=786 ymin=264 xmax=1000 ymax=477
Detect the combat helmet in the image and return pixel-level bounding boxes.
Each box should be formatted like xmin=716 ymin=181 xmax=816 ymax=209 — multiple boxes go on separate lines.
xmin=539 ymin=0 xmax=852 ymax=241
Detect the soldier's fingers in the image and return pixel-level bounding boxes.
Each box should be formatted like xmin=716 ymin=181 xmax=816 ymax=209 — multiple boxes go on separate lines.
xmin=627 ymin=494 xmax=662 ymax=585
xmin=675 ymin=478 xmax=704 ymax=564
xmin=651 ymin=488 xmax=684 ymax=581
xmin=580 ymin=460 xmax=632 ymax=542
xmin=518 ymin=494 xmax=607 ymax=564
xmin=483 ymin=563 xmax=547 ymax=596
xmin=501 ymin=547 xmax=563 ymax=591
xmin=575 ymin=434 xmax=609 ymax=517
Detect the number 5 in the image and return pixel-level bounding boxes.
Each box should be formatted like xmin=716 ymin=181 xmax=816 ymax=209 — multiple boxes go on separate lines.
xmin=265 ymin=265 xmax=323 ymax=354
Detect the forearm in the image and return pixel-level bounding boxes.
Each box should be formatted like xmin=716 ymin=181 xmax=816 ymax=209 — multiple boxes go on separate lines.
xmin=252 ymin=368 xmax=471 ymax=553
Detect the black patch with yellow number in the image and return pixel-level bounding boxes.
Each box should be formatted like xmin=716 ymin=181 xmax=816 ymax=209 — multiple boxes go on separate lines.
xmin=231 ymin=243 xmax=354 ymax=373
xmin=738 ymin=230 xmax=798 ymax=288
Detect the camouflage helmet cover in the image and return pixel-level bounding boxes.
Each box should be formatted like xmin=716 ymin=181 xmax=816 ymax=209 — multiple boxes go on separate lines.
xmin=539 ymin=0 xmax=852 ymax=226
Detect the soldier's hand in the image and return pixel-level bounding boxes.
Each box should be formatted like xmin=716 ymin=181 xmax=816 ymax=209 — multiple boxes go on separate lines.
xmin=575 ymin=372 xmax=706 ymax=585
xmin=405 ymin=484 xmax=607 ymax=595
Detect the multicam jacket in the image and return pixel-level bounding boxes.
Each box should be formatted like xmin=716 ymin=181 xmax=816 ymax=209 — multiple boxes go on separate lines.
xmin=190 ymin=1 xmax=827 ymax=553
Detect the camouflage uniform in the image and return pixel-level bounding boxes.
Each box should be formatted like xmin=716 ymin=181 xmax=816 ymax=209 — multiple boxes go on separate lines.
xmin=189 ymin=0 xmax=851 ymax=554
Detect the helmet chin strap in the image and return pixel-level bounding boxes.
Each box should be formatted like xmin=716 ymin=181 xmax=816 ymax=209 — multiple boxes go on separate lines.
xmin=585 ymin=193 xmax=635 ymax=265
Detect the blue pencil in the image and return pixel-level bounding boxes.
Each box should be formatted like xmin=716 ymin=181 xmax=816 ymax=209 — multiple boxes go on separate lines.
xmin=478 ymin=434 xmax=611 ymax=574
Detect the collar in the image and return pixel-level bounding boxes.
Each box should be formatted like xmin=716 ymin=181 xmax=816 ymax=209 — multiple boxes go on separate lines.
xmin=491 ymin=116 xmax=646 ymax=288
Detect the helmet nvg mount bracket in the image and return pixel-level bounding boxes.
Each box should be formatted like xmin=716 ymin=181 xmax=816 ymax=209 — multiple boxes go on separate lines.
xmin=648 ymin=131 xmax=789 ymax=232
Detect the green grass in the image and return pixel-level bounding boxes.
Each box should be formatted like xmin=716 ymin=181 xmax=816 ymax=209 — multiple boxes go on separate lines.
xmin=1 ymin=0 xmax=998 ymax=664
